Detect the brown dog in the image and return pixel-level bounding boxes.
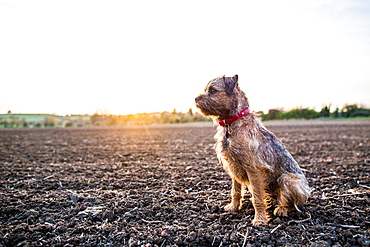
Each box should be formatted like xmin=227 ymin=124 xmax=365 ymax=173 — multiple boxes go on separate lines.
xmin=195 ymin=75 xmax=311 ymax=226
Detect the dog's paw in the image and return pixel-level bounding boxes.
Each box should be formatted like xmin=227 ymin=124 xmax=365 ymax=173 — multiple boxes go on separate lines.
xmin=252 ymin=212 xmax=269 ymax=226
xmin=252 ymin=218 xmax=268 ymax=226
xmin=252 ymin=214 xmax=269 ymax=226
xmin=224 ymin=203 xmax=239 ymax=212
xmin=273 ymin=206 xmax=289 ymax=217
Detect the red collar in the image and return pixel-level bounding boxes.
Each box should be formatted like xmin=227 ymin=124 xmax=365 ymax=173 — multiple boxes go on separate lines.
xmin=219 ymin=108 xmax=250 ymax=127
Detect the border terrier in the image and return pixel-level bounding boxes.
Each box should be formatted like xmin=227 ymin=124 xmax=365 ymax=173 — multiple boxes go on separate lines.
xmin=195 ymin=75 xmax=311 ymax=226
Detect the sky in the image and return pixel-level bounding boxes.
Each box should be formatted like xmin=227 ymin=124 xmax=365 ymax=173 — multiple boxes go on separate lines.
xmin=1 ymin=0 xmax=369 ymax=115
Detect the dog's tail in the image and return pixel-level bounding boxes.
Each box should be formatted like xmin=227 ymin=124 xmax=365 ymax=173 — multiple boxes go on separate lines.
xmin=276 ymin=173 xmax=311 ymax=210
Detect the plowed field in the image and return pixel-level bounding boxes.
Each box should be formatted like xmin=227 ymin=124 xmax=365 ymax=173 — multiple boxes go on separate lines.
xmin=1 ymin=119 xmax=369 ymax=246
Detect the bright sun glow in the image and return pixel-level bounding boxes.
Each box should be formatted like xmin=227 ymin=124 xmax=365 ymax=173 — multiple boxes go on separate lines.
xmin=0 ymin=0 xmax=369 ymax=115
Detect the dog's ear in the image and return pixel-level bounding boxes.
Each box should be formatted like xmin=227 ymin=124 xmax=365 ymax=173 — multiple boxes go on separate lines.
xmin=224 ymin=74 xmax=238 ymax=94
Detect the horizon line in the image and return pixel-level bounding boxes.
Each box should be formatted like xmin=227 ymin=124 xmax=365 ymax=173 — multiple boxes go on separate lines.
xmin=1 ymin=103 xmax=369 ymax=117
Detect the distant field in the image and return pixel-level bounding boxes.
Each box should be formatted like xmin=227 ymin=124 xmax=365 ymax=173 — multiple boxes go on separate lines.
xmin=0 ymin=114 xmax=63 ymax=122
xmin=0 ymin=113 xmax=369 ymax=128
xmin=0 ymin=114 xmax=90 ymax=121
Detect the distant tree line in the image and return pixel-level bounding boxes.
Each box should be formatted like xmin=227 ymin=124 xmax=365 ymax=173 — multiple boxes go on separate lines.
xmin=1 ymin=105 xmax=369 ymax=128
xmin=89 ymin=109 xmax=208 ymax=126
xmin=260 ymin=104 xmax=370 ymax=121
xmin=0 ymin=114 xmax=90 ymax=128
xmin=0 ymin=109 xmax=209 ymax=128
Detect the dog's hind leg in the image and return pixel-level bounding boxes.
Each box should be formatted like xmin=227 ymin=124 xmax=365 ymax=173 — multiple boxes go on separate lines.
xmin=274 ymin=173 xmax=311 ymax=216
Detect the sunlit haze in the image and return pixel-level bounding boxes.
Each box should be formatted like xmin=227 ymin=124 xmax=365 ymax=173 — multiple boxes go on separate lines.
xmin=1 ymin=0 xmax=369 ymax=115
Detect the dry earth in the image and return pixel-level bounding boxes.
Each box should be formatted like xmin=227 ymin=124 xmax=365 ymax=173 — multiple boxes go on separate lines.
xmin=0 ymin=119 xmax=369 ymax=246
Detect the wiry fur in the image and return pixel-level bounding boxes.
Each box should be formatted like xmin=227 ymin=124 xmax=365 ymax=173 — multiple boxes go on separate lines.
xmin=195 ymin=75 xmax=311 ymax=226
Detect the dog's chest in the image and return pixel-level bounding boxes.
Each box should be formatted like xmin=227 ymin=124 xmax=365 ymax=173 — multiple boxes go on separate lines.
xmin=222 ymin=128 xmax=231 ymax=150
xmin=216 ymin=126 xmax=261 ymax=165
xmin=219 ymin=127 xmax=246 ymax=154
xmin=216 ymin=127 xmax=246 ymax=162
xmin=215 ymin=127 xmax=250 ymax=183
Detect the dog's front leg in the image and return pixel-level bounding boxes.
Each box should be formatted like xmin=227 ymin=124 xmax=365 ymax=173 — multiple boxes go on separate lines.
xmin=224 ymin=179 xmax=242 ymax=212
xmin=248 ymin=171 xmax=269 ymax=226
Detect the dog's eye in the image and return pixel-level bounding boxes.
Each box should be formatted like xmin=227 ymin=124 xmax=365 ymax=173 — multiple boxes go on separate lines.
xmin=208 ymin=88 xmax=217 ymax=94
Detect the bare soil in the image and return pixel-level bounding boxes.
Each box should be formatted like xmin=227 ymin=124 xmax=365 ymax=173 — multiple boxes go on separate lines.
xmin=0 ymin=119 xmax=369 ymax=246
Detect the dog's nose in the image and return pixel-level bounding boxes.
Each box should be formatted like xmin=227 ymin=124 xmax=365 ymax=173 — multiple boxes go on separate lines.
xmin=195 ymin=96 xmax=201 ymax=102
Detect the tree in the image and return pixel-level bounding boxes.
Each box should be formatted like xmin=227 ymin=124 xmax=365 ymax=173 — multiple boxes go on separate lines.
xmin=9 ymin=115 xmax=20 ymax=127
xmin=90 ymin=113 xmax=103 ymax=126
xmin=341 ymin=104 xmax=358 ymax=117
xmin=44 ymin=117 xmax=57 ymax=127
xmin=265 ymin=109 xmax=283 ymax=120
xmin=21 ymin=118 xmax=28 ymax=128
xmin=320 ymin=105 xmax=331 ymax=118
xmin=333 ymin=108 xmax=340 ymax=118
xmin=188 ymin=108 xmax=193 ymax=117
